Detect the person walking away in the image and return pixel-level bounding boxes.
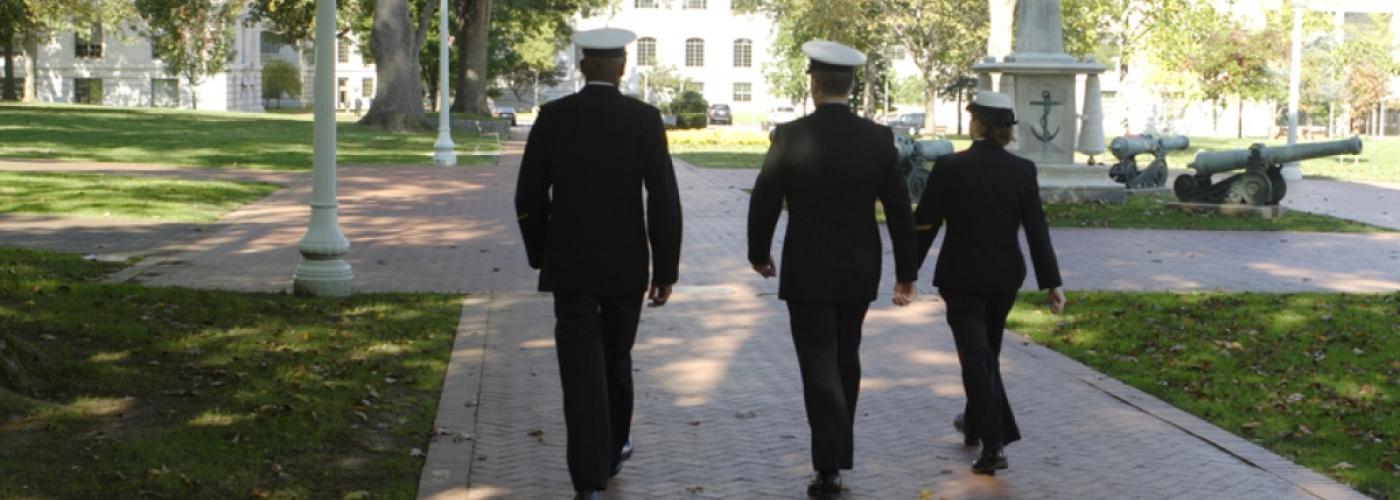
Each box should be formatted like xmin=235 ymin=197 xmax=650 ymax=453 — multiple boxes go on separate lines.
xmin=515 ymin=27 xmax=683 ymax=500
xmin=913 ymin=90 xmax=1066 ymax=475
xmin=748 ymin=39 xmax=919 ymax=499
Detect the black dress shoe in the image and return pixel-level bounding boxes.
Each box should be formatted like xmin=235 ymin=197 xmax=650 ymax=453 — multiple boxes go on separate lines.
xmin=953 ymin=413 xmax=976 ymax=447
xmin=573 ymin=490 xmax=603 ymax=500
xmin=806 ymin=471 xmax=842 ymax=498
xmin=971 ymin=448 xmax=1009 ymax=475
xmin=610 ymin=437 xmax=633 ymax=477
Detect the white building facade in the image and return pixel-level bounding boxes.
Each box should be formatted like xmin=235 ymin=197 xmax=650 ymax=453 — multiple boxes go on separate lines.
xmin=565 ymin=0 xmax=790 ymax=119
xmin=8 ymin=10 xmax=379 ymax=113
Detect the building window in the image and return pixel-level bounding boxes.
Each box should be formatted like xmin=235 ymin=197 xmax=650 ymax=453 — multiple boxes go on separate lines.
xmin=152 ymin=79 xmax=179 ymax=107
xmin=75 ymin=24 xmax=103 ymax=58
xmin=637 ymin=37 xmax=656 ymax=66
xmin=888 ymin=45 xmax=907 ymax=60
xmin=733 ymin=38 xmax=752 ymax=68
xmin=260 ymin=32 xmax=287 ymax=54
xmin=684 ymin=0 xmax=707 ymax=8
xmin=635 ymin=0 xmax=657 ymax=7
xmin=733 ymin=82 xmax=751 ymax=102
xmin=337 ymin=39 xmax=349 ymax=63
xmin=685 ymin=38 xmax=704 ymax=67
xmin=73 ymin=78 xmax=103 ymax=104
xmin=362 ymin=78 xmax=374 ymax=98
xmin=149 ymin=33 xmax=162 ymax=59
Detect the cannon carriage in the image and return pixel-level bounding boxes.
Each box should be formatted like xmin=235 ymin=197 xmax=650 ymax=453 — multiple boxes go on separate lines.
xmin=1107 ymin=135 xmax=1189 ymax=189
xmin=1173 ymin=137 xmax=1363 ymax=206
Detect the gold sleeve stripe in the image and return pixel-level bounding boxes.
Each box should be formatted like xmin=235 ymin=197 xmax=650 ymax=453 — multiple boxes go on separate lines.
xmin=917 ymin=224 xmax=935 ymax=231
xmin=518 ymin=214 xmax=529 ymax=220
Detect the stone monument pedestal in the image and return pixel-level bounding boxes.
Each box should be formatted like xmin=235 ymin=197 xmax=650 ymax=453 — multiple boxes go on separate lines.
xmin=974 ymin=0 xmax=1124 ymax=204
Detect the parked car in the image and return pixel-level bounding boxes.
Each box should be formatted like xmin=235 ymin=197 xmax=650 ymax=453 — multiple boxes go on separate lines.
xmin=881 ymin=112 xmax=926 ymax=135
xmin=763 ymin=106 xmax=798 ymax=130
xmin=707 ymin=103 xmax=732 ymax=125
xmin=494 ymin=106 xmax=517 ymax=126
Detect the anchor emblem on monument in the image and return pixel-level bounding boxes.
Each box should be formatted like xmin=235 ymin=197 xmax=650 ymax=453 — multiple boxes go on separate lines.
xmin=1030 ymin=90 xmax=1061 ymax=153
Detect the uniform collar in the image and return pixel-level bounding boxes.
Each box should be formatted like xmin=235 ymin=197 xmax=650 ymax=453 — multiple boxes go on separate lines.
xmin=815 ymin=102 xmax=850 ymax=113
xmin=971 ymin=139 xmax=1003 ymax=150
xmin=580 ymin=84 xmax=621 ymax=96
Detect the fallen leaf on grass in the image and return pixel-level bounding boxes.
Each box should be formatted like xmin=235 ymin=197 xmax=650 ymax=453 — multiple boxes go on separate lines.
xmin=410 ymin=448 xmax=425 ymax=457
xmin=1331 ymin=461 xmax=1355 ymax=470
xmin=343 ymin=492 xmax=371 ymax=500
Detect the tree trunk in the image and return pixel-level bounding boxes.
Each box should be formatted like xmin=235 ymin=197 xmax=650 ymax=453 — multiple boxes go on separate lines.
xmin=1237 ymin=97 xmax=1244 ymax=139
xmin=955 ymin=90 xmax=964 ymax=136
xmin=922 ymin=81 xmax=938 ymax=136
xmin=22 ymin=38 xmax=36 ymax=102
xmin=188 ymin=74 xmax=199 ymax=110
xmin=862 ymin=60 xmax=876 ymax=118
xmin=452 ymin=0 xmax=491 ymax=115
xmin=2 ymin=29 xmax=16 ymax=101
xmin=360 ymin=0 xmax=430 ymax=131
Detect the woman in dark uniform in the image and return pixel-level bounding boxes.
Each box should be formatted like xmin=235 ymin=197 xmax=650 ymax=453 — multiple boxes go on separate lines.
xmin=913 ymin=90 xmax=1066 ymax=475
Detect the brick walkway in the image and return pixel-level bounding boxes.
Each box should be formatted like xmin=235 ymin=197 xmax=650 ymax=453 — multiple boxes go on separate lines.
xmin=0 ymin=148 xmax=1387 ymax=499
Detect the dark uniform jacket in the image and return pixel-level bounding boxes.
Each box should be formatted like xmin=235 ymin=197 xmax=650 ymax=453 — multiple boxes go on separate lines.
xmin=748 ymin=103 xmax=919 ymax=304
xmin=515 ymin=84 xmax=683 ymax=295
xmin=915 ymin=140 xmax=1062 ymax=293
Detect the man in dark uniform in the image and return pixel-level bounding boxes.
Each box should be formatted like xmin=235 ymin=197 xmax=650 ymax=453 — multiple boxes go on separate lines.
xmin=914 ymin=90 xmax=1065 ymax=475
xmin=747 ymin=39 xmax=918 ymax=498
xmin=515 ymin=27 xmax=683 ymax=500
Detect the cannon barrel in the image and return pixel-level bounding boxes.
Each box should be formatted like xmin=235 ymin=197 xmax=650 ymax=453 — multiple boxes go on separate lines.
xmin=1109 ymin=135 xmax=1189 ymax=160
xmin=915 ymin=140 xmax=955 ymax=161
xmin=1190 ymin=136 xmax=1363 ymax=176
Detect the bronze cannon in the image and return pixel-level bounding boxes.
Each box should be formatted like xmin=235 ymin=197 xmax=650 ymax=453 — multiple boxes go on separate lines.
xmin=1173 ymin=137 xmax=1363 ymax=205
xmin=895 ymin=134 xmax=955 ymax=201
xmin=1107 ymin=135 xmax=1189 ymax=189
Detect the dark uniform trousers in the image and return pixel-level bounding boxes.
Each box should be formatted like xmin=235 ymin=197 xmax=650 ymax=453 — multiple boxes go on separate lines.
xmin=939 ymin=289 xmax=1022 ymax=449
xmin=787 ymin=300 xmax=870 ymax=472
xmin=552 ymin=292 xmax=644 ymax=491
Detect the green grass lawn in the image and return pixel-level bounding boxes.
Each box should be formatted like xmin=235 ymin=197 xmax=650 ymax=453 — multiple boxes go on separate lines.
xmin=670 ymin=128 xmax=1398 ymax=185
xmin=0 ymin=172 xmax=281 ymax=222
xmin=0 ymin=248 xmax=463 ymax=498
xmin=1007 ymin=292 xmax=1400 ymax=498
xmin=1043 ymin=194 xmax=1390 ymax=232
xmin=0 ymin=103 xmax=500 ymax=170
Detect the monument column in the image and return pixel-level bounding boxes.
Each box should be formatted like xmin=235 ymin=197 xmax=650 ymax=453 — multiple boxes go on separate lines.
xmin=293 ymin=0 xmax=354 ymax=297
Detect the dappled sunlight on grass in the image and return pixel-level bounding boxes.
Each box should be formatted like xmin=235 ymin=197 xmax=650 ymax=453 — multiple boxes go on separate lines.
xmin=0 ymin=248 xmax=463 ymax=497
xmin=187 ymin=409 xmax=255 ymax=427
xmin=1007 ymin=290 xmax=1400 ymax=497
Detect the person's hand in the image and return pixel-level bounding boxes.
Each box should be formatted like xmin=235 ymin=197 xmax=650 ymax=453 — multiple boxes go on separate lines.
xmin=752 ymin=257 xmax=776 ymax=278
xmin=648 ymin=282 xmax=673 ymax=307
xmin=893 ymin=281 xmax=916 ymax=307
xmin=1047 ymin=287 xmax=1066 ymax=315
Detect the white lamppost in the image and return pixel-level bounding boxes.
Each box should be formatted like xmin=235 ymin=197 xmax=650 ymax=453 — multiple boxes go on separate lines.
xmin=293 ymin=0 xmax=353 ymax=297
xmin=432 ymin=0 xmax=456 ymax=166
xmin=1282 ymin=0 xmax=1305 ymax=180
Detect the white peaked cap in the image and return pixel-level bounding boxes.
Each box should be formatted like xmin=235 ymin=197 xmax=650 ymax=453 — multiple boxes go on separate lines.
xmin=970 ymin=90 xmax=1014 ymax=111
xmin=801 ymin=40 xmax=866 ymax=71
xmin=572 ymin=28 xmax=637 ymax=56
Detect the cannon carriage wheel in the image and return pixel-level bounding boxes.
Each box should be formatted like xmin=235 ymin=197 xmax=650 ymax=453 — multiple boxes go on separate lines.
xmin=1266 ymin=167 xmax=1287 ymax=204
xmin=1223 ymin=172 xmax=1272 ymax=205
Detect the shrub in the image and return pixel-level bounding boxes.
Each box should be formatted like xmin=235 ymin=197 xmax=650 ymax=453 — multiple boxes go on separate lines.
xmin=667 ymin=91 xmax=708 ymax=129
xmin=262 ymin=59 xmax=301 ymax=107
